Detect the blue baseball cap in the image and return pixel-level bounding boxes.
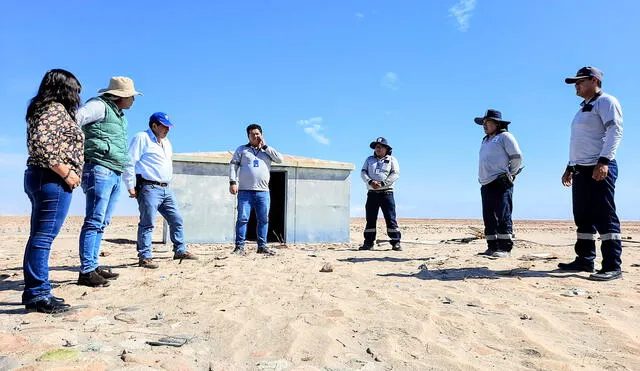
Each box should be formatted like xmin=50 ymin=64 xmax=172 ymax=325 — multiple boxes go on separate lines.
xmin=149 ymin=112 xmax=174 ymax=128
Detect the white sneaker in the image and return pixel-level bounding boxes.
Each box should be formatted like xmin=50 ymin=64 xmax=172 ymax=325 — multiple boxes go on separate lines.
xmin=491 ymin=251 xmax=511 ymax=258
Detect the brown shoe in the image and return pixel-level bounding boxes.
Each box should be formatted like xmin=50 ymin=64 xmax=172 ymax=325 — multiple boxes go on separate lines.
xmin=257 ymin=247 xmax=276 ymax=256
xmin=173 ymin=251 xmax=198 ymax=261
xmin=78 ymin=270 xmax=110 ymax=287
xmin=139 ymin=258 xmax=159 ymax=269
xmin=95 ymin=266 xmax=119 ymax=280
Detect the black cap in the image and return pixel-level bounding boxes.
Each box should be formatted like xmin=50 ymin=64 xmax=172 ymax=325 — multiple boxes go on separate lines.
xmin=565 ymin=66 xmax=603 ymax=84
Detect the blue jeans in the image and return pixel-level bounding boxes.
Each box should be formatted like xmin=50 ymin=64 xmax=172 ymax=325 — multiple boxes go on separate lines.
xmin=481 ymin=179 xmax=514 ymax=252
xmin=79 ymin=164 xmax=121 ymax=274
xmin=572 ymin=161 xmax=622 ymax=271
xmin=364 ymin=191 xmax=401 ymax=246
xmin=22 ymin=166 xmax=73 ymax=304
xmin=235 ymin=190 xmax=270 ymax=249
xmin=136 ymin=183 xmax=186 ymax=258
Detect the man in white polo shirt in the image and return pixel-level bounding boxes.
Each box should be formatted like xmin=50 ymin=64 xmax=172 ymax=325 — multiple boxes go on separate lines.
xmin=558 ymin=66 xmax=623 ymax=281
xmin=123 ymin=112 xmax=197 ymax=269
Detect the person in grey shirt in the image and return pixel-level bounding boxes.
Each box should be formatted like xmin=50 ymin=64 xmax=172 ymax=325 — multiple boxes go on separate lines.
xmin=475 ymin=109 xmax=523 ymax=258
xmin=229 ymin=123 xmax=283 ymax=256
xmin=360 ymin=137 xmax=402 ymax=251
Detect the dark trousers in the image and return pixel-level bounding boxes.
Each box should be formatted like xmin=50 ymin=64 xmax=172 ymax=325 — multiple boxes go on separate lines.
xmin=572 ymin=161 xmax=622 ymax=271
xmin=481 ymin=180 xmax=513 ymax=252
xmin=22 ymin=166 xmax=73 ymax=304
xmin=364 ymin=191 xmax=401 ymax=246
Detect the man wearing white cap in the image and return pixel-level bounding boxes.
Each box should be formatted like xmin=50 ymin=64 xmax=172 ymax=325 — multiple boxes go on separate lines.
xmin=75 ymin=76 xmax=142 ymax=287
xmin=123 ymin=112 xmax=198 ymax=269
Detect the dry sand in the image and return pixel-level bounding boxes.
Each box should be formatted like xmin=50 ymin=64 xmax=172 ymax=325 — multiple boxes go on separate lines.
xmin=1 ymin=216 xmax=639 ymax=370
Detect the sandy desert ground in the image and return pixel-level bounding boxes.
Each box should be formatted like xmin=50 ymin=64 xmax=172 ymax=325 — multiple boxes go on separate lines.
xmin=0 ymin=216 xmax=639 ymax=370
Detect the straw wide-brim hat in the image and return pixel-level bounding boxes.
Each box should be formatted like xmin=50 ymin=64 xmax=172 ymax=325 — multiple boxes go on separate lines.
xmin=98 ymin=76 xmax=143 ymax=97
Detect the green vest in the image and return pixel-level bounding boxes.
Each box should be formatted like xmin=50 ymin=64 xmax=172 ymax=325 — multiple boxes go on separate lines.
xmin=82 ymin=97 xmax=129 ymax=173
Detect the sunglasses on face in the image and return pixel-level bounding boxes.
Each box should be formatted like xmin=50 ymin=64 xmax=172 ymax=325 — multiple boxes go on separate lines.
xmin=575 ymin=78 xmax=593 ymax=86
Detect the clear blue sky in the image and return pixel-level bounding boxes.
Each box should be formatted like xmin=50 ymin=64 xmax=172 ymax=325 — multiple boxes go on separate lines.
xmin=1 ymin=1 xmax=639 ymax=220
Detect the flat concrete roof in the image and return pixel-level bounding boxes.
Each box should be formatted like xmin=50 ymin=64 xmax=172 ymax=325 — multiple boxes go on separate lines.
xmin=173 ymin=152 xmax=355 ymax=170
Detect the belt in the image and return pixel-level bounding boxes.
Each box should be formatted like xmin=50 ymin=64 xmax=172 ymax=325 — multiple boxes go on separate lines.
xmin=368 ymin=190 xmax=393 ymax=194
xmin=139 ymin=177 xmax=168 ymax=187
xmin=568 ymin=164 xmax=595 ymax=173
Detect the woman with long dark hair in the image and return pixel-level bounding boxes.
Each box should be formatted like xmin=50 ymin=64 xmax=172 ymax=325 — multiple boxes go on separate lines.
xmin=23 ymin=69 xmax=84 ymax=313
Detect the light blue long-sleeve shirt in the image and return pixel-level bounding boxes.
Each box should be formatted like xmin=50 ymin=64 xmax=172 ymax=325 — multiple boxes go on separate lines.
xmin=123 ymin=129 xmax=173 ymax=190
xmin=76 ymin=99 xmax=107 ymax=126
xmin=569 ymin=92 xmax=623 ymax=166
xmin=478 ymin=131 xmax=523 ymax=185
xmin=360 ymin=155 xmax=400 ymax=191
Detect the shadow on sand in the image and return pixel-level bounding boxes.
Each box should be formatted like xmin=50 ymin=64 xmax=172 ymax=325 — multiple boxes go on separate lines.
xmin=378 ymin=267 xmax=590 ymax=281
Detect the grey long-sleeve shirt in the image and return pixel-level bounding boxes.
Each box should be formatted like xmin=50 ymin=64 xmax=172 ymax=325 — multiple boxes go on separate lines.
xmin=360 ymin=155 xmax=400 ymax=191
xmin=229 ymin=144 xmax=283 ymax=191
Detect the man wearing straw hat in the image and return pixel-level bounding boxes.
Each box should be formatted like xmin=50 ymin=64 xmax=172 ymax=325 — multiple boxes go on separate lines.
xmin=75 ymin=76 xmax=142 ymax=287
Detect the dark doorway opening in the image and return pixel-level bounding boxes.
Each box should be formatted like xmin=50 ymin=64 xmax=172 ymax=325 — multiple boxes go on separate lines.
xmin=246 ymin=171 xmax=286 ymax=243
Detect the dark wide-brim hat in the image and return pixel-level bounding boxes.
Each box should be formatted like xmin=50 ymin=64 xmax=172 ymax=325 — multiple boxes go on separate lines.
xmin=370 ymin=136 xmax=392 ymax=150
xmin=474 ymin=109 xmax=511 ymax=125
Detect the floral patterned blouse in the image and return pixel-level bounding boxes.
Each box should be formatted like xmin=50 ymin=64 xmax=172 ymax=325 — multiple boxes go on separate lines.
xmin=26 ymin=102 xmax=84 ymax=173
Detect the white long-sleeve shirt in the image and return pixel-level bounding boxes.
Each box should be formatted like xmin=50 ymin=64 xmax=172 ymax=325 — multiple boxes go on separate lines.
xmin=478 ymin=131 xmax=523 ymax=185
xmin=568 ymin=92 xmax=623 ymax=166
xmin=122 ymin=129 xmax=173 ymax=190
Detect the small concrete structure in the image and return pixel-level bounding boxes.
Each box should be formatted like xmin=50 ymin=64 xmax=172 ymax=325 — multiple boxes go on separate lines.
xmin=166 ymin=152 xmax=354 ymax=244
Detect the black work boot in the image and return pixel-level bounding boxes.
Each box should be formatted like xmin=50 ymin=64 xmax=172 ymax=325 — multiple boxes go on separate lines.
xmin=557 ymin=259 xmax=595 ymax=273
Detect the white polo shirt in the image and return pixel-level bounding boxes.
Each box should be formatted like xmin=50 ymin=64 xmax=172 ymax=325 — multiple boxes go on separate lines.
xmin=569 ymin=92 xmax=623 ymax=166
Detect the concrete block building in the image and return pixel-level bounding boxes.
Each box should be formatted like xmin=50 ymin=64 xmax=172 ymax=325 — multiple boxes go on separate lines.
xmin=166 ymin=152 xmax=354 ymax=244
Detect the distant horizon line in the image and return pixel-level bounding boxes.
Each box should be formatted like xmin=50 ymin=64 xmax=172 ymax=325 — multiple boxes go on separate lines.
xmin=1 ymin=214 xmax=640 ymax=223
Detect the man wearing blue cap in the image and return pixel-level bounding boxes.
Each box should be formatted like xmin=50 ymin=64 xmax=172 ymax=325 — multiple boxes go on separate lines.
xmin=559 ymin=66 xmax=624 ymax=281
xmin=360 ymin=137 xmax=402 ymax=251
xmin=123 ymin=112 xmax=197 ymax=269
